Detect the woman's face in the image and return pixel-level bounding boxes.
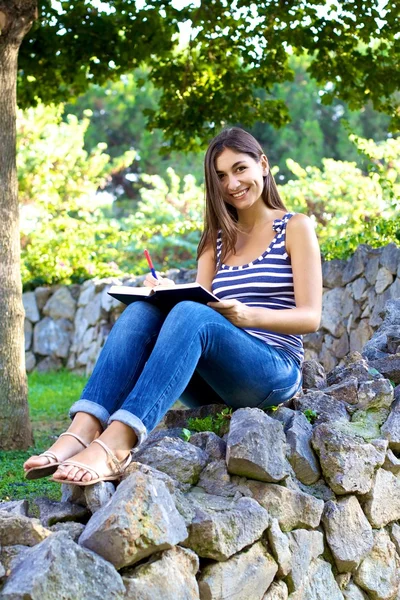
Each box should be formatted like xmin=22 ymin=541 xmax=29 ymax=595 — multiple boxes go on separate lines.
xmin=215 ymin=148 xmax=268 ymax=212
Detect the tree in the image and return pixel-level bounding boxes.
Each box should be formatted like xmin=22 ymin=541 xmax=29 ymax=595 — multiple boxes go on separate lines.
xmin=1 ymin=0 xmax=399 ymax=448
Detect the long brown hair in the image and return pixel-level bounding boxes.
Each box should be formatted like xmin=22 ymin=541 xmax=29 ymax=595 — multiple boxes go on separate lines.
xmin=197 ymin=127 xmax=287 ymax=266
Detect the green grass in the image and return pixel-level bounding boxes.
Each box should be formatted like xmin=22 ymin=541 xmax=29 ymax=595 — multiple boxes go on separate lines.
xmin=0 ymin=370 xmax=88 ymax=503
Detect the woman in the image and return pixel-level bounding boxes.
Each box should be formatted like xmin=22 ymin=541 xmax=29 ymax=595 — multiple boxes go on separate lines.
xmin=24 ymin=127 xmax=322 ymax=486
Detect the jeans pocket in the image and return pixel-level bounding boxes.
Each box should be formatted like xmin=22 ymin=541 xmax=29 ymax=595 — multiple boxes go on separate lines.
xmin=259 ymin=377 xmax=302 ymax=409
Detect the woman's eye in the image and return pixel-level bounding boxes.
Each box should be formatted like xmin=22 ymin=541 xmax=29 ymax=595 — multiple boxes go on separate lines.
xmin=237 ymin=166 xmax=246 ymax=172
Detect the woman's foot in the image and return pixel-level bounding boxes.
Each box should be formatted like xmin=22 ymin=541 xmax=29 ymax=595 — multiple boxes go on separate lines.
xmin=23 ymin=413 xmax=102 ymax=479
xmin=53 ymin=421 xmax=137 ymax=484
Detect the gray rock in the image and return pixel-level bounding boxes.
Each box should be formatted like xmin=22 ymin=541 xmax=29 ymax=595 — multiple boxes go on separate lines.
xmin=25 ymin=350 xmax=36 ymax=372
xmin=312 ymin=423 xmax=386 ymax=495
xmin=34 ymin=286 xmax=53 ymax=311
xmin=0 ymin=532 xmax=125 ymax=600
xmin=383 ymin=448 xmax=400 ymax=474
xmin=301 ymin=360 xmax=326 ymax=390
xmin=322 ymin=259 xmax=346 ymax=288
xmin=0 ymin=511 xmax=51 ymax=546
xmin=388 ymin=335 xmax=400 ymax=354
xmin=61 ymin=483 xmax=86 ymax=506
xmin=79 ymin=471 xmax=188 ymax=569
xmin=295 ymin=478 xmax=336 ymax=501
xmin=35 ymin=355 xmax=63 ymax=372
xmin=326 ymin=352 xmax=372 ymax=386
xmin=0 ymin=560 xmax=5 ymax=579
xmin=375 ymin=267 xmax=394 ymax=294
xmin=198 ymin=541 xmax=277 ymax=600
xmin=189 ymin=431 xmax=226 ymax=459
xmin=322 ymin=496 xmax=374 ymax=572
xmin=342 ymin=248 xmax=366 ymax=284
xmin=226 ymin=408 xmax=290 ymax=483
xmin=78 ymin=280 xmax=96 ymax=307
xmin=370 ymin=288 xmax=391 ymax=327
xmin=321 ymin=288 xmax=348 ymax=337
xmin=380 ymin=243 xmax=400 ymax=275
xmin=365 ymin=253 xmax=381 ymax=285
xmin=286 ymin=529 xmax=324 ymax=591
xmin=244 ymin=481 xmax=324 ymax=531
xmin=288 ymin=558 xmax=344 ymax=600
xmin=33 ymin=497 xmax=89 ymax=527
xmin=0 ymin=501 xmax=29 ymax=516
xmin=163 ymin=404 xmax=227 ymax=429
xmin=363 ymin=299 xmax=400 ymax=360
xmin=303 ymin=331 xmax=324 ymax=353
xmin=122 ymin=546 xmax=200 ymax=600
xmin=362 ymin=468 xmax=400 ymax=527
xmin=354 ymin=529 xmax=400 ymax=600
xmin=122 ymin=461 xmax=177 ymax=494
xmin=324 ymin=377 xmax=359 ymax=405
xmin=263 ymin=581 xmax=289 ymax=600
xmin=381 ymin=397 xmax=400 ymax=450
xmin=43 ymin=287 xmax=76 ymax=320
xmin=389 ymin=522 xmax=400 ymax=556
xmin=84 ymin=481 xmax=115 ymax=513
xmin=268 ymin=406 xmax=296 ymax=431
xmin=369 ymin=354 xmax=400 ymax=385
xmin=350 ymin=320 xmax=374 ymax=354
xmin=24 ymin=318 xmax=33 ymax=350
xmin=49 ymin=521 xmax=85 ymax=542
xmin=353 ymin=378 xmax=394 ymax=412
xmin=0 ymin=545 xmax=30 ymax=574
xmin=293 ymin=391 xmax=349 ymax=425
xmin=33 ymin=316 xmax=72 ymax=358
xmin=342 ymin=582 xmax=369 ymax=600
xmin=197 ymin=459 xmax=240 ymax=497
xmin=182 ymin=492 xmax=269 ymax=560
xmin=266 ymin=518 xmax=292 ymax=577
xmin=23 ymin=291 xmax=40 ymax=323
xmin=286 ymin=412 xmax=321 ymax=485
xmin=135 ymin=436 xmax=209 ymax=487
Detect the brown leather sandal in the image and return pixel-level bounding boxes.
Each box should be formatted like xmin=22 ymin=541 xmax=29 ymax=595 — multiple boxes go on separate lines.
xmin=52 ymin=438 xmax=132 ymax=487
xmin=24 ymin=432 xmax=89 ymax=480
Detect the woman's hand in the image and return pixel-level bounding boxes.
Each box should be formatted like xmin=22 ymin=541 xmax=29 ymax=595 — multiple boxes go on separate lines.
xmin=207 ymin=299 xmax=252 ymax=327
xmin=143 ymin=273 xmax=176 ymax=289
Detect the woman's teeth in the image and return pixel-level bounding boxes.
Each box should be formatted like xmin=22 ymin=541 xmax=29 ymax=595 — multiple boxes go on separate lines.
xmin=232 ymin=188 xmax=248 ymax=198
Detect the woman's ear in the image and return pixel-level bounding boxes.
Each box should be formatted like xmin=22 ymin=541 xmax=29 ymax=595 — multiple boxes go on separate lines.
xmin=260 ymin=154 xmax=269 ymax=175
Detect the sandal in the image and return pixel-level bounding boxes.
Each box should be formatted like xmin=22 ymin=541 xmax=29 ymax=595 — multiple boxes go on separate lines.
xmin=52 ymin=438 xmax=132 ymax=487
xmin=25 ymin=432 xmax=89 ymax=480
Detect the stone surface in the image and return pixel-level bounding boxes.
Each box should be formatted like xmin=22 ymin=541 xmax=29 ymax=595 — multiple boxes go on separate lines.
xmin=342 ymin=582 xmax=369 ymax=600
xmin=0 ymin=500 xmax=29 ymax=517
xmin=79 ymin=471 xmax=188 ymax=569
xmin=33 ymin=317 xmax=72 ymax=358
xmin=288 ymin=558 xmax=344 ymax=600
xmin=362 ymin=468 xmax=400 ymax=527
xmin=198 ymin=541 xmax=277 ymax=600
xmin=122 ymin=546 xmax=200 ymax=600
xmin=322 ymin=496 xmax=374 ymax=572
xmin=293 ymin=392 xmax=349 ymax=425
xmin=322 ymin=259 xmax=346 ymax=288
xmin=189 ymin=431 xmax=226 ymax=460
xmin=375 ymin=267 xmax=394 ymax=294
xmin=0 ymin=532 xmax=125 ymax=600
xmin=49 ymin=521 xmax=85 ymax=542
xmin=182 ymin=492 xmax=270 ymax=560
xmin=263 ymin=581 xmax=289 ymax=600
xmin=266 ymin=518 xmax=292 ymax=577
xmin=25 ymin=350 xmax=36 ymax=372
xmin=244 ymin=481 xmax=324 ymax=531
xmin=353 ymin=378 xmax=394 ymax=412
xmin=350 ymin=320 xmax=373 ymax=353
xmin=369 ymin=354 xmax=400 ymax=385
xmin=226 ymin=408 xmax=290 ymax=483
xmin=301 ymin=360 xmax=326 ymax=390
xmin=286 ymin=529 xmax=324 ymax=592
xmin=285 ymin=412 xmax=321 ymax=485
xmin=164 ymin=404 xmax=227 ymax=429
xmin=196 ymin=459 xmax=240 ymax=497
xmin=381 ymin=397 xmax=400 ymax=450
xmin=33 ymin=497 xmax=89 ymax=527
xmin=0 ymin=545 xmax=30 ymax=574
xmin=324 ymin=377 xmax=359 ymax=405
xmin=43 ymin=287 xmax=76 ymax=320
xmin=321 ymin=288 xmax=348 ymax=337
xmin=383 ymin=448 xmax=400 ymax=474
xmin=354 ymin=529 xmax=400 ymax=600
xmin=342 ymin=248 xmax=366 ymax=284
xmin=24 ymin=318 xmax=33 ymax=350
xmin=389 ymin=522 xmax=400 ymax=556
xmin=327 ymin=352 xmax=372 ymax=386
xmin=311 ymin=423 xmax=386 ymax=495
xmin=84 ymin=481 xmax=115 ymax=513
xmin=0 ymin=512 xmax=51 ymax=546
xmin=23 ymin=291 xmax=40 ymax=323
xmin=380 ymin=243 xmax=400 ymax=275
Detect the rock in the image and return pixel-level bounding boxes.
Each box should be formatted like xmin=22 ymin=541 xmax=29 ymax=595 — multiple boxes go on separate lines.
xmin=0 ymin=512 xmax=51 ymax=546
xmin=268 ymin=406 xmax=296 ymax=431
xmin=370 ymin=288 xmax=391 ymax=327
xmin=244 ymin=481 xmax=324 ymax=531
xmin=350 ymin=320 xmax=374 ymax=353
xmin=351 ymin=278 xmax=368 ymax=302
xmin=43 ymin=287 xmax=76 ymax=320
xmin=324 ymin=377 xmax=359 ymax=405
xmin=301 ymin=360 xmax=326 ymax=390
xmin=380 ymin=243 xmax=400 ymax=275
xmin=266 ymin=518 xmax=292 ymax=577
xmin=381 ymin=397 xmax=400 ymax=450
xmin=84 ymin=481 xmax=115 ymax=513
xmin=83 ymin=293 xmax=103 ymax=327
xmin=353 ymin=379 xmax=394 ymax=412
xmin=363 ymin=299 xmax=400 ymax=360
xmin=226 ymin=408 xmax=290 ymax=483
xmin=122 ymin=546 xmax=200 ymax=600
xmin=79 ymin=471 xmax=188 ymax=569
xmin=342 ymin=582 xmax=369 ymax=600
xmin=387 ymin=335 xmax=400 ymax=354
xmin=293 ymin=391 xmax=349 ymax=425
xmin=49 ymin=521 xmax=86 ymax=542
xmin=286 ymin=529 xmax=324 ymax=591
xmin=285 ymin=412 xmax=321 ymax=485
xmin=389 ymin=522 xmax=400 ymax=556
xmin=163 ymin=404 xmax=227 ymax=429
xmin=33 ymin=317 xmax=72 ymax=358
xmin=0 ymin=532 xmax=125 ymax=600
xmin=354 ymin=529 xmax=400 ymax=600
xmin=362 ymin=468 xmax=400 ymax=527
xmin=383 ymin=448 xmax=400 ymax=474
xmin=34 ymin=286 xmax=53 ymax=311
xmin=198 ymin=541 xmax=277 ymax=600
xmin=35 ymin=355 xmax=63 ymax=372
xmin=24 ymin=318 xmax=33 ymax=350
xmin=365 ymin=253 xmax=380 ymax=285
xmin=61 ymin=483 xmax=86 ymax=506
xmin=33 ymin=497 xmax=89 ymax=527
xmin=322 ymin=259 xmax=346 ymax=288
xmin=189 ymin=431 xmax=226 ymax=459
xmin=288 ymin=558 xmax=344 ymax=600
xmin=196 ymin=460 xmax=240 ymax=497
xmin=0 ymin=500 xmax=29 ymax=516
xmin=342 ymin=248 xmax=366 ymax=284
xmin=23 ymin=291 xmax=40 ymax=323
xmin=375 ymin=267 xmax=394 ymax=294
xmin=322 ymin=496 xmax=374 ymax=572
xmin=263 ymin=581 xmax=289 ymax=600
xmin=122 ymin=461 xmax=177 ymax=494
xmin=135 ymin=436 xmax=209 ymax=487
xmin=25 ymin=351 xmax=36 ymax=372
xmin=311 ymin=423 xmax=386 ymax=495
xmin=0 ymin=545 xmax=30 ymax=574
xmin=295 ymin=478 xmax=336 ymax=501
xmin=327 ymin=352 xmax=372 ymax=386
xmin=321 ymin=288 xmax=348 ymax=337
xmin=369 ymin=354 xmax=400 ymax=385
xmin=78 ymin=281 xmax=96 ymax=307
xmin=182 ymin=492 xmax=269 ymax=560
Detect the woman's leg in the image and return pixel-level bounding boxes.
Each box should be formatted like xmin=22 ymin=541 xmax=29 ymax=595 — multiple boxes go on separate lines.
xmin=56 ymin=301 xmax=301 ymax=483
xmin=24 ymin=301 xmax=165 ymax=473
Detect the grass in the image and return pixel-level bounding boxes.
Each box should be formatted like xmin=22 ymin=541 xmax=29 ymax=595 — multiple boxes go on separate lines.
xmin=0 ymin=370 xmax=88 ymax=503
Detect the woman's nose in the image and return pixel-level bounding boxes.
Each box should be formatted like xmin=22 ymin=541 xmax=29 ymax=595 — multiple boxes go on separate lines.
xmin=227 ymin=174 xmax=240 ymax=190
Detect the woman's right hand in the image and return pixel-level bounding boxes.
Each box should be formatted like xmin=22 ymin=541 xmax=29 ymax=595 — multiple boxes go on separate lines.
xmin=143 ymin=273 xmax=176 ymax=289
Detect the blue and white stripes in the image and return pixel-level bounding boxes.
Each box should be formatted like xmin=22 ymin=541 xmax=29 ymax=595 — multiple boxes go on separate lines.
xmin=212 ymin=213 xmax=304 ymax=364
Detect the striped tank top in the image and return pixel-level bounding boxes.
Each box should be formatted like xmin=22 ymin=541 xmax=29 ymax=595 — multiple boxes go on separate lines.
xmin=211 ymin=212 xmax=304 ymax=364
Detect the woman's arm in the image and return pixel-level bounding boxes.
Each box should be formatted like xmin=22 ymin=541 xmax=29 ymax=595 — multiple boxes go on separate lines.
xmin=196 ymin=243 xmax=215 ymax=292
xmin=208 ymin=214 xmax=322 ymax=334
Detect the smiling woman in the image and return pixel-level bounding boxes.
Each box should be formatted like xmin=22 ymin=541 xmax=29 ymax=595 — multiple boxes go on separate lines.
xmin=23 ymin=127 xmax=322 ymax=488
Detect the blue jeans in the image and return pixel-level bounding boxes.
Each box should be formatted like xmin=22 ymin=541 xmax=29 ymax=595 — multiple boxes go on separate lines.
xmin=70 ymin=301 xmax=302 ymax=445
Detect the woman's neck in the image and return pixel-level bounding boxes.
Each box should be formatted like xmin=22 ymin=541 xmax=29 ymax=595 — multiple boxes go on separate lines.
xmin=237 ymin=205 xmax=278 ymax=234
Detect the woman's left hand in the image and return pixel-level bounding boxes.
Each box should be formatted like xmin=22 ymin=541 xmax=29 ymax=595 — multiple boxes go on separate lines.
xmin=207 ymin=299 xmax=252 ymax=327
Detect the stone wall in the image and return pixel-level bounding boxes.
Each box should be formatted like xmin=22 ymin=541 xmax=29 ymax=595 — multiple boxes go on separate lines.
xmin=23 ymin=243 xmax=400 ymax=376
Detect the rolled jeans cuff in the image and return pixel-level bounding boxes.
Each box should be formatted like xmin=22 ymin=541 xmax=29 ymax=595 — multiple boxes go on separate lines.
xmin=69 ymin=399 xmax=110 ymax=431
xmin=108 ymin=409 xmax=148 ymax=448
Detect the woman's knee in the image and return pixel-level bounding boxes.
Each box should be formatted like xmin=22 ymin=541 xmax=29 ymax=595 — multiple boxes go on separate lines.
xmin=167 ymin=301 xmax=215 ymax=324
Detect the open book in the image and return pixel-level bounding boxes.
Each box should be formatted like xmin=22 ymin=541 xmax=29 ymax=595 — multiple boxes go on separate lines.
xmin=108 ymin=282 xmax=220 ymax=311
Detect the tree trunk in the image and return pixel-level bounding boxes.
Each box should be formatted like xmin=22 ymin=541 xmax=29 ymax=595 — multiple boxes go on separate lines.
xmin=0 ymin=1 xmax=37 ymax=449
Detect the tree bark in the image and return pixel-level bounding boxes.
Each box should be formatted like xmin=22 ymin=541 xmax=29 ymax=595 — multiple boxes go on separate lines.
xmin=0 ymin=1 xmax=37 ymax=449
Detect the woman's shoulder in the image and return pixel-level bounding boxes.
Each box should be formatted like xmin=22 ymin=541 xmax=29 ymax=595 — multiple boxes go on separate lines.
xmin=285 ymin=213 xmax=318 ymax=253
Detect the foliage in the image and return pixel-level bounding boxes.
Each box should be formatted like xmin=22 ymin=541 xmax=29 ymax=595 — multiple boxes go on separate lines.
xmin=181 ymin=428 xmax=192 ymax=442
xmin=0 ymin=370 xmax=88 ymax=502
xmin=303 ymin=409 xmax=318 ymax=425
xmin=187 ymin=408 xmax=233 ymax=437
xmin=17 ymin=1 xmax=400 ymax=150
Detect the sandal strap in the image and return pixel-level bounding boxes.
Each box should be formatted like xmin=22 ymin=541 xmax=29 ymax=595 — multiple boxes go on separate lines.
xmin=92 ymin=438 xmax=126 ymax=475
xmin=59 ymin=432 xmax=89 ymax=448
xmin=39 ymin=451 xmax=59 ymax=463
xmin=62 ymin=459 xmax=100 ymax=479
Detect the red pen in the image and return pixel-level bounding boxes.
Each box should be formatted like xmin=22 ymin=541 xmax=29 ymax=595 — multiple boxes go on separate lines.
xmin=144 ymin=249 xmax=158 ymax=280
